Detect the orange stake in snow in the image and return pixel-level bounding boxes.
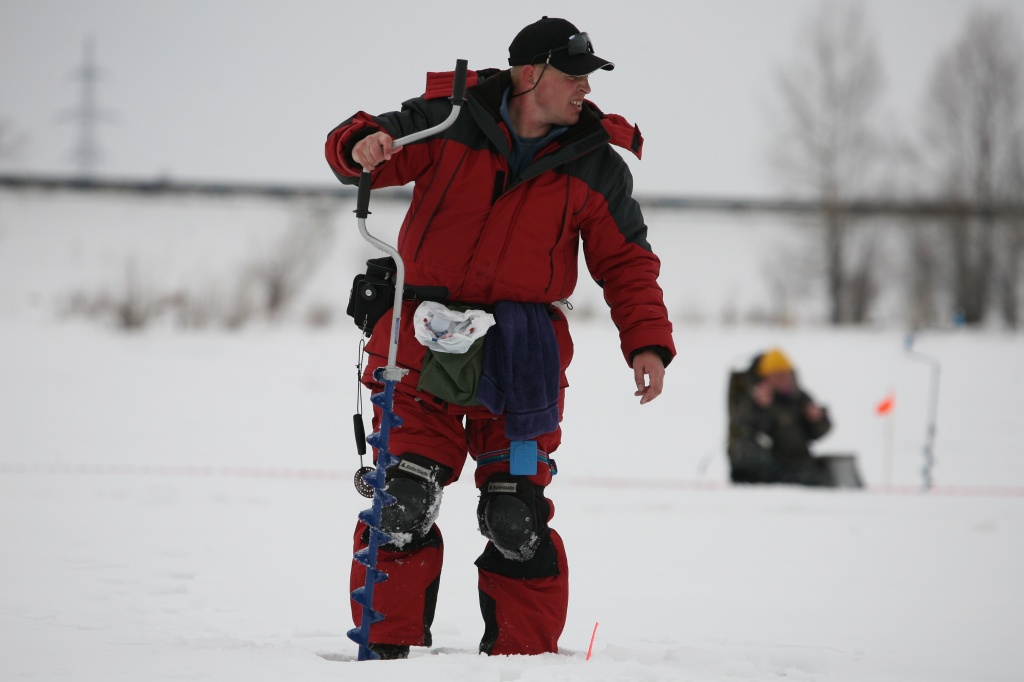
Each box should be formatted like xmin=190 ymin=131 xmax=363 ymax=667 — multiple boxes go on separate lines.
xmin=876 ymin=390 xmax=896 ymax=487
xmin=876 ymin=392 xmax=895 ymax=415
xmin=586 ymin=622 xmax=599 ymax=661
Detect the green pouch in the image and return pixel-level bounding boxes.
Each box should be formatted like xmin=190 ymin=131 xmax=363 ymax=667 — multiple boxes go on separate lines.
xmin=416 ymin=336 xmax=486 ymax=406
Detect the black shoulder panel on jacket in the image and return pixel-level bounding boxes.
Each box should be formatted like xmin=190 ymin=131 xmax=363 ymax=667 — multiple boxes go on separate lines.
xmin=560 ymin=145 xmax=652 ymax=252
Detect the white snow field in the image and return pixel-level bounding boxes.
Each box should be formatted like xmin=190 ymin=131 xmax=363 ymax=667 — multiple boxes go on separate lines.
xmin=1 ymin=189 xmax=1022 ymax=681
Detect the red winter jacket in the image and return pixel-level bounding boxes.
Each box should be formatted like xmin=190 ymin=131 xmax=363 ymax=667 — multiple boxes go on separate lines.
xmin=326 ymin=68 xmax=675 ymax=383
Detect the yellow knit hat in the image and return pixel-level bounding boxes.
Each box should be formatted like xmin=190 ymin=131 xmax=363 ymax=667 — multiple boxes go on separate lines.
xmin=756 ymin=348 xmax=793 ymax=377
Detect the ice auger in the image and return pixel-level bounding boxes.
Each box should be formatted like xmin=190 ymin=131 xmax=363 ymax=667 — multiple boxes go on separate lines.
xmin=348 ymin=59 xmax=468 ymax=662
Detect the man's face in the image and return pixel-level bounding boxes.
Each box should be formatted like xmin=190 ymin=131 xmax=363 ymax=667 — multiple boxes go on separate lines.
xmin=766 ymin=370 xmax=797 ymax=397
xmin=533 ymin=64 xmax=592 ymax=128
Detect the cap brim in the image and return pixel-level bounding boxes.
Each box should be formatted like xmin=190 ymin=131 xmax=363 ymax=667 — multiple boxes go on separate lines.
xmin=549 ymin=52 xmax=615 ymax=77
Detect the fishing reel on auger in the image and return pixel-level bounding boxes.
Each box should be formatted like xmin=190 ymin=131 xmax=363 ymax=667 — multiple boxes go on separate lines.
xmin=352 ymin=365 xmax=374 ymax=498
xmin=345 ymin=58 xmax=468 ymax=662
xmin=350 ymin=336 xmax=406 ymax=500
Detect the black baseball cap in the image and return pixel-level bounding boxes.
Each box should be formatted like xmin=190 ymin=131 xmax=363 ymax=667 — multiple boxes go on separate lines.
xmin=508 ymin=17 xmax=614 ymax=76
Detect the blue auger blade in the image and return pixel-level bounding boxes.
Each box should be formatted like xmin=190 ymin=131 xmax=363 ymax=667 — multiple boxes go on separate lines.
xmin=369 ymin=527 xmax=393 ymax=544
xmin=347 ymin=626 xmax=371 ymax=646
xmin=361 ymin=485 xmax=397 ymax=508
xmin=350 ymin=586 xmax=390 ymax=613
xmin=362 ymin=608 xmax=385 ymax=625
xmin=353 ymin=546 xmax=375 ymax=563
xmin=350 ymin=586 xmax=372 ymax=609
xmin=361 ymin=469 xmax=376 ymax=488
xmin=358 ymin=464 xmax=397 ymax=491
xmin=372 ymin=411 xmax=403 ymax=429
xmin=363 ymin=567 xmax=388 ymax=585
xmin=352 ymin=550 xmax=390 ymax=577
xmin=359 ymin=449 xmax=398 ymax=471
xmin=360 ymin=468 xmax=385 ymax=491
xmin=347 ymin=627 xmax=382 ymax=661
xmin=369 ymin=393 xmax=405 ymax=428
xmin=358 ymin=507 xmax=395 ymax=532
xmin=365 ymin=431 xmax=405 ymax=452
xmin=352 ymin=381 xmax=403 ymax=662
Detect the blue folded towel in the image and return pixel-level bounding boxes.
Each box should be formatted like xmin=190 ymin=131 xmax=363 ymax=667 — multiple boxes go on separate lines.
xmin=477 ymin=301 xmax=560 ymax=441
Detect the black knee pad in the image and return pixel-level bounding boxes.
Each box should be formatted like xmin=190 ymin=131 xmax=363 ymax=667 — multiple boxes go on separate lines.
xmin=476 ymin=473 xmax=550 ymax=562
xmin=379 ymin=454 xmax=452 ymax=547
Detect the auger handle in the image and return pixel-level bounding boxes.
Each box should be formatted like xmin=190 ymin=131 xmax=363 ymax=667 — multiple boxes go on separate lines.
xmin=355 ymin=171 xmax=373 ymax=219
xmin=450 ymin=58 xmax=468 ymax=106
xmin=355 ymin=58 xmax=468 ymax=370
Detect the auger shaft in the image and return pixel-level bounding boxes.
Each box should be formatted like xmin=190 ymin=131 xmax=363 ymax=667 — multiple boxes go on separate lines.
xmin=346 ymin=59 xmax=468 ymax=662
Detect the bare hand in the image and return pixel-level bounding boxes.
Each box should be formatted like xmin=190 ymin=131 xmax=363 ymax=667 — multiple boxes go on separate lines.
xmin=352 ymin=131 xmax=402 ymax=170
xmin=804 ymin=403 xmax=825 ymax=422
xmin=632 ymin=350 xmax=666 ymax=405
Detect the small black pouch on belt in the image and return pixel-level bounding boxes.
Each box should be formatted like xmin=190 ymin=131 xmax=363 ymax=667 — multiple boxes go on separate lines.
xmin=347 ymin=256 xmax=397 ymax=337
xmin=346 ymin=256 xmax=450 ymax=336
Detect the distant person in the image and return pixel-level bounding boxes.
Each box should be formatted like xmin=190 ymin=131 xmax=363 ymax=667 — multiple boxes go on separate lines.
xmin=727 ymin=348 xmax=838 ymax=486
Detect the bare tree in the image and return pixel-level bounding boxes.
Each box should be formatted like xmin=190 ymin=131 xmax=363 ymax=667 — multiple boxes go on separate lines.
xmin=923 ymin=7 xmax=1024 ymax=326
xmin=243 ymin=201 xmax=334 ymax=322
xmin=769 ymin=1 xmax=889 ymax=324
xmin=999 ymin=131 xmax=1024 ymax=327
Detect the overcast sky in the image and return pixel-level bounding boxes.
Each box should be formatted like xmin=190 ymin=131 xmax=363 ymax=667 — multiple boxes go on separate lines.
xmin=1 ymin=0 xmax=1021 ymax=197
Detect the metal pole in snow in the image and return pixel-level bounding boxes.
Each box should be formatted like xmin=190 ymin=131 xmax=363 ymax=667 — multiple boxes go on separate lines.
xmin=904 ymin=332 xmax=940 ymax=491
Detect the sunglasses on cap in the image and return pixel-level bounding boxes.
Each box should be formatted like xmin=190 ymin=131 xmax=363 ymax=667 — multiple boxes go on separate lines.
xmin=532 ymin=32 xmax=594 ymax=64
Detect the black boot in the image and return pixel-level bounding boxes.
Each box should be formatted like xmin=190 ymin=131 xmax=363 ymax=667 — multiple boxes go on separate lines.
xmin=368 ymin=643 xmax=410 ymax=660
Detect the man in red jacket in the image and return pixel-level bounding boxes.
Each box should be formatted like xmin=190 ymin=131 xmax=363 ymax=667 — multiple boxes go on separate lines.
xmin=326 ymin=16 xmax=675 ymax=658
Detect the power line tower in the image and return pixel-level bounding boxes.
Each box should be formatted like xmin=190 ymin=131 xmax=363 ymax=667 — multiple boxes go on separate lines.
xmin=61 ymin=35 xmax=114 ymax=178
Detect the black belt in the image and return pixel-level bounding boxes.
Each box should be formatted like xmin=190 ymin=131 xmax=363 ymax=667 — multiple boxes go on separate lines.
xmin=401 ymin=296 xmax=559 ymax=320
xmin=402 ymin=284 xmax=450 ymax=303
